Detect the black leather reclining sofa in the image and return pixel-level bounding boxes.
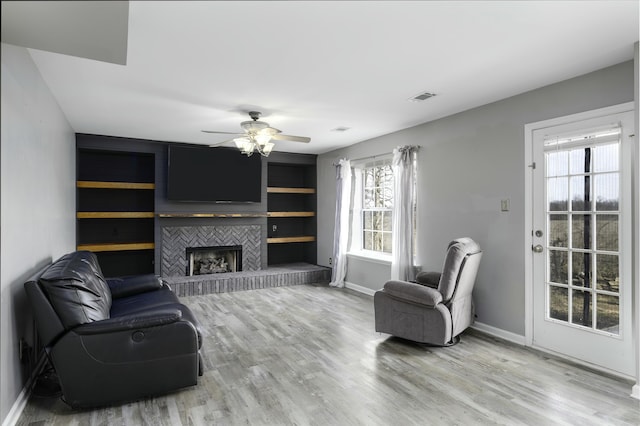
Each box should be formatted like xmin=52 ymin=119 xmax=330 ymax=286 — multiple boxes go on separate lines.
xmin=24 ymin=250 xmax=203 ymax=408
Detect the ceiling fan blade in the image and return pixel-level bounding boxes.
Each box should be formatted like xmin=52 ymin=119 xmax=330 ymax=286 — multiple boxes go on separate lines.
xmin=271 ymin=134 xmax=311 ymax=143
xmin=255 ymin=127 xmax=281 ymax=137
xmin=202 ymin=130 xmax=243 ymax=135
xmin=208 ymin=139 xmax=236 ymax=147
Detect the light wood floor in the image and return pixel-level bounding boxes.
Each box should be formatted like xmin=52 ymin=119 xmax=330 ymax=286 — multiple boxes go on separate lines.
xmin=18 ymin=284 xmax=640 ymax=425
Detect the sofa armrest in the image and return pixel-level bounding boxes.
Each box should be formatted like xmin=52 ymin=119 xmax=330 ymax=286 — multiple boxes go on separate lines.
xmin=383 ymin=280 xmax=443 ymax=307
xmin=73 ymin=309 xmax=182 ymax=335
xmin=415 ymin=271 xmax=441 ymax=289
xmin=106 ymin=274 xmax=163 ymax=299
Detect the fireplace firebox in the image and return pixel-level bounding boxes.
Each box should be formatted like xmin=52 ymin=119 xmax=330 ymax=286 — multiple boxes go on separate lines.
xmin=186 ymin=245 xmax=242 ymax=276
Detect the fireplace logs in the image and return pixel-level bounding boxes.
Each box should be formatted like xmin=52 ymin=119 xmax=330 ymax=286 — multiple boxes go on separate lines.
xmin=186 ymin=245 xmax=242 ymax=276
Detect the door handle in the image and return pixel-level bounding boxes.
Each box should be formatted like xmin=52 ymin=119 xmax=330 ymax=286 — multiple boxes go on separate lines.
xmin=532 ymin=244 xmax=544 ymax=253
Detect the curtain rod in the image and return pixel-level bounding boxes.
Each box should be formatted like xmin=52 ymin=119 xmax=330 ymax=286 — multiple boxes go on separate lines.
xmin=332 ymin=153 xmax=390 ymax=166
xmin=332 ymin=145 xmax=420 ymax=166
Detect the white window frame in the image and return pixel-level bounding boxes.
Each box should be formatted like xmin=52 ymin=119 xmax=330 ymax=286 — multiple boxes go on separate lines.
xmin=348 ymin=155 xmax=394 ymax=263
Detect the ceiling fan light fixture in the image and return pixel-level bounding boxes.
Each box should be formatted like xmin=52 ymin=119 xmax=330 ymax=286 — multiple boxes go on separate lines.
xmin=233 ymin=135 xmax=273 ymax=157
xmin=254 ymin=133 xmax=272 ymax=145
xmin=234 ymin=137 xmax=250 ymax=148
xmin=260 ymin=142 xmax=275 ymax=156
xmin=234 ymin=137 xmax=254 ymax=155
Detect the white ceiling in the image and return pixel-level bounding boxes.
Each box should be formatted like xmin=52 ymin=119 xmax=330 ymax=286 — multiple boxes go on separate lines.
xmin=8 ymin=1 xmax=640 ymax=155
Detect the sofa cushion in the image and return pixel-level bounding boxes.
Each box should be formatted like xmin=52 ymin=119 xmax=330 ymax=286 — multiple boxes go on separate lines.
xmin=39 ymin=251 xmax=112 ymax=328
xmin=106 ymin=274 xmax=164 ymax=299
xmin=110 ymin=289 xmax=202 ymax=349
xmin=110 ymin=286 xmax=180 ymax=317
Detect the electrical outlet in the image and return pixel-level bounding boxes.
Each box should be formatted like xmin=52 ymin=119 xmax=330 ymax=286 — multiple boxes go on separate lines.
xmin=329 ymin=257 xmax=332 ymax=265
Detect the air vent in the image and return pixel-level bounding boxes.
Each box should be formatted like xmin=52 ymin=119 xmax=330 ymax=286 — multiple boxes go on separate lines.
xmin=409 ymin=91 xmax=437 ymax=102
xmin=331 ymin=127 xmax=351 ymax=132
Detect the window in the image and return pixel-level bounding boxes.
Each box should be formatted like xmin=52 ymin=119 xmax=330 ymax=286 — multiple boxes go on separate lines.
xmin=362 ymin=163 xmax=393 ymax=254
xmin=544 ymin=131 xmax=623 ymax=334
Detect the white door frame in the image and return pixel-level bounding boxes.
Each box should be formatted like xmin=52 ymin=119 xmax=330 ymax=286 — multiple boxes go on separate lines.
xmin=524 ymin=102 xmax=637 ymax=382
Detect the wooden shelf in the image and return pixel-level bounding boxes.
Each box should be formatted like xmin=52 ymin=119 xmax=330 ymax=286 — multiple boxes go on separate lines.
xmin=77 ymin=181 xmax=155 ymax=190
xmin=267 ymin=187 xmax=316 ymax=194
xmin=267 ymin=211 xmax=315 ymax=218
xmin=76 ymin=242 xmax=155 ymax=252
xmin=267 ymin=236 xmax=316 ymax=244
xmin=158 ymin=212 xmax=267 ymax=218
xmin=77 ymin=212 xmax=155 ymax=219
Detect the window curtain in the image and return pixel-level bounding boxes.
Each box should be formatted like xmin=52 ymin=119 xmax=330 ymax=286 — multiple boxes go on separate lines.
xmin=350 ymin=166 xmax=363 ymax=252
xmin=391 ymin=146 xmax=419 ymax=281
xmin=330 ymin=159 xmax=352 ymax=288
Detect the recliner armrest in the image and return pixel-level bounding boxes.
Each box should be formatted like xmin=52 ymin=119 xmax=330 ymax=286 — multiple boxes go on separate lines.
xmin=106 ymin=274 xmax=164 ymax=299
xmin=383 ymin=280 xmax=443 ymax=307
xmin=415 ymin=271 xmax=441 ymax=289
xmin=73 ymin=309 xmax=182 ymax=335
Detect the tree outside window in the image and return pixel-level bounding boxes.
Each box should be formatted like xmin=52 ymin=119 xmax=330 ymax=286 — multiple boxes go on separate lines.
xmin=362 ymin=164 xmax=393 ymax=253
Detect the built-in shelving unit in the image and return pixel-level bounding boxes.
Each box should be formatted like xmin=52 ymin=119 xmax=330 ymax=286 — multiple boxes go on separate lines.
xmin=267 ymin=161 xmax=317 ymax=265
xmin=76 ymin=147 xmax=155 ymax=277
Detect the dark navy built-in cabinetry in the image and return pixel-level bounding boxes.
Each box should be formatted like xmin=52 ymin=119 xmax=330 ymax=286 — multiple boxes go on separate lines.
xmin=76 ymin=148 xmax=156 ymax=277
xmin=76 ymin=134 xmax=317 ymax=277
xmin=267 ymin=159 xmax=317 ymax=265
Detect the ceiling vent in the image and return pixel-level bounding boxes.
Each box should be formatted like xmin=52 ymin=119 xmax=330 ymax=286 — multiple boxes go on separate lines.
xmin=409 ymin=91 xmax=437 ymax=102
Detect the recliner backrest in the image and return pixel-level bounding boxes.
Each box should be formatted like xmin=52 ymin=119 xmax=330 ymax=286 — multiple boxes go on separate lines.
xmin=38 ymin=251 xmax=112 ymax=329
xmin=438 ymin=238 xmax=482 ymax=302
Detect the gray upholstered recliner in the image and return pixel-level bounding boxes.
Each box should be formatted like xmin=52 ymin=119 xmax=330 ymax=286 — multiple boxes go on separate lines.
xmin=374 ymin=238 xmax=482 ymax=345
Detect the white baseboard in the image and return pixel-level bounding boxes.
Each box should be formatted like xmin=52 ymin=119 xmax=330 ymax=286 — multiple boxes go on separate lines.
xmin=471 ymin=321 xmax=527 ymax=346
xmin=631 ymin=384 xmax=640 ymax=400
xmin=344 ymin=281 xmax=377 ymax=296
xmin=2 ymin=356 xmax=46 ymax=426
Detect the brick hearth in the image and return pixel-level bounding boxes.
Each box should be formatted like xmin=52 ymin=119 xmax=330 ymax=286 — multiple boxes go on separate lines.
xmin=164 ymin=263 xmax=330 ymax=296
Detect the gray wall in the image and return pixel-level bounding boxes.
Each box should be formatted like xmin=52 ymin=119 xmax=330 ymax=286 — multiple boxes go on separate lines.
xmin=317 ymin=60 xmax=635 ymax=337
xmin=0 ymin=44 xmax=75 ymax=423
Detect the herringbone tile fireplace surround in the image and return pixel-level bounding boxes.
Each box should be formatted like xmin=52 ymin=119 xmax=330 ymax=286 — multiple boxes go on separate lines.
xmin=161 ymin=225 xmax=261 ymax=277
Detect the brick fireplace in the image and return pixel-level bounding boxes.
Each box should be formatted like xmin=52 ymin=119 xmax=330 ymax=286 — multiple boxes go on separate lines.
xmin=161 ymin=225 xmax=261 ymax=277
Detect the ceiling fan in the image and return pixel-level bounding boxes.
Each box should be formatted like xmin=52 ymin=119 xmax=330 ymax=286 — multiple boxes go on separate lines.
xmin=202 ymin=111 xmax=310 ymax=157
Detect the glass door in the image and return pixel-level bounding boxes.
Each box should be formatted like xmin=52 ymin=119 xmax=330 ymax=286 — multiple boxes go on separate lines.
xmin=531 ymin=110 xmax=634 ymax=377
